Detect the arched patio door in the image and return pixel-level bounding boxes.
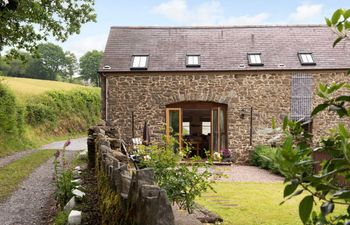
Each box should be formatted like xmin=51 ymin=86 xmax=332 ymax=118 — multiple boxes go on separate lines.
xmin=166 ymin=102 xmax=227 ymax=157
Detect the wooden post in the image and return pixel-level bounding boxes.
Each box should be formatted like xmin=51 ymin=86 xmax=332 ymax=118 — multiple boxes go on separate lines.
xmin=249 ymin=107 xmax=253 ymax=146
xmin=132 ymin=111 xmax=135 ymax=138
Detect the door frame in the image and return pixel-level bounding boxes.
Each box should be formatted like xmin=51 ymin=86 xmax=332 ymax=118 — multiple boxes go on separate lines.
xmin=165 ymin=108 xmax=183 ymax=149
xmin=165 ymin=101 xmax=227 ymax=156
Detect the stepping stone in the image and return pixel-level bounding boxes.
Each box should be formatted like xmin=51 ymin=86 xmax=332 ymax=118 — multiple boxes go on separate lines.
xmin=68 ymin=210 xmax=81 ymax=225
xmin=72 ymin=189 xmax=85 ymax=198
xmin=64 ymin=196 xmax=76 ymax=212
xmin=72 ymin=179 xmax=82 ymax=185
xmin=74 ymin=166 xmax=81 ymax=171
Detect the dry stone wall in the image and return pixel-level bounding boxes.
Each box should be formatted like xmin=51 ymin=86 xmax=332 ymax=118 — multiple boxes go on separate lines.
xmin=88 ymin=125 xmax=176 ymax=225
xmin=104 ymin=70 xmax=350 ymax=163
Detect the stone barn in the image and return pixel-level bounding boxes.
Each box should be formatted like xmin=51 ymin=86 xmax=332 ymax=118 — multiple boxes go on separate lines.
xmin=99 ymin=25 xmax=350 ymax=163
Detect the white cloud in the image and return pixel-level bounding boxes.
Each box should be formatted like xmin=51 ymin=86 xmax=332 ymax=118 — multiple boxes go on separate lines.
xmin=289 ymin=3 xmax=323 ymax=23
xmin=151 ymin=0 xmax=270 ymax=25
xmin=64 ymin=35 xmax=107 ymax=58
xmin=222 ymin=13 xmax=270 ymax=25
xmin=152 ymin=0 xmax=189 ymax=23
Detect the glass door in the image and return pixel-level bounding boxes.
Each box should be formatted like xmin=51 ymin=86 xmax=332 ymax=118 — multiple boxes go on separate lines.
xmin=166 ymin=108 xmax=182 ymax=151
xmin=211 ymin=107 xmax=227 ymax=155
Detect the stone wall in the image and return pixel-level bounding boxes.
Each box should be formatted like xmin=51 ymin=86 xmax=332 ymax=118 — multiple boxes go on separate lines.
xmin=88 ymin=125 xmax=176 ymax=225
xmin=103 ymin=70 xmax=350 ymax=163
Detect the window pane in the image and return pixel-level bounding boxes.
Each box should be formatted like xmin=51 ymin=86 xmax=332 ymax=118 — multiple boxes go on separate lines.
xmin=249 ymin=55 xmax=256 ymax=64
xmin=139 ymin=56 xmax=147 ymax=67
xmin=193 ymin=56 xmax=199 ymax=65
xmin=202 ymin=122 xmax=210 ymax=135
xmin=301 ymin=54 xmax=308 ymax=63
xmin=306 ymin=54 xmax=313 ymax=63
xmin=188 ymin=56 xmax=193 ymax=64
xmin=133 ymin=56 xmax=141 ymax=67
xmin=183 ymin=122 xmax=190 ymax=135
xmin=187 ymin=55 xmax=199 ymax=65
xmin=255 ymin=55 xmax=261 ymax=64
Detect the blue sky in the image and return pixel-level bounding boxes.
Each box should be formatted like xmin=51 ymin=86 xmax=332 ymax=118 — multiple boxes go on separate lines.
xmin=60 ymin=0 xmax=349 ymax=57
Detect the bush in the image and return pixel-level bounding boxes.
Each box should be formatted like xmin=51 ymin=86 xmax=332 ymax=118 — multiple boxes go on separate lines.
xmin=25 ymin=88 xmax=100 ymax=134
xmin=140 ymin=138 xmax=214 ymax=214
xmin=250 ymin=145 xmax=280 ymax=174
xmin=0 ymin=82 xmax=25 ymax=137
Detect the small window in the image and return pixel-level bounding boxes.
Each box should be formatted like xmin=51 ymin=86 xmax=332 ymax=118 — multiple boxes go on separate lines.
xmin=183 ymin=122 xmax=190 ymax=135
xmin=202 ymin=122 xmax=211 ymax=135
xmin=186 ymin=55 xmax=200 ymax=67
xmin=247 ymin=53 xmax=263 ymax=66
xmin=131 ymin=55 xmax=148 ymax=69
xmin=298 ymin=53 xmax=316 ymax=65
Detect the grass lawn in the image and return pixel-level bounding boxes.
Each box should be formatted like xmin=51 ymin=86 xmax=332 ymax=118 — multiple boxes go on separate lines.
xmin=0 ymin=76 xmax=99 ymax=100
xmin=0 ymin=150 xmax=55 ymax=202
xmin=196 ymin=182 xmax=345 ymax=225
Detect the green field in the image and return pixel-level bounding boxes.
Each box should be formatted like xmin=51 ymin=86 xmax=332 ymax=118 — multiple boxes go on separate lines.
xmin=0 ymin=77 xmax=100 ymax=157
xmin=197 ymin=182 xmax=346 ymax=225
xmin=0 ymin=76 xmax=99 ymax=100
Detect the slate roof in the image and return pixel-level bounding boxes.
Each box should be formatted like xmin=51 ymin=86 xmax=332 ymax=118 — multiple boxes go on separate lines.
xmin=99 ymin=25 xmax=350 ymax=72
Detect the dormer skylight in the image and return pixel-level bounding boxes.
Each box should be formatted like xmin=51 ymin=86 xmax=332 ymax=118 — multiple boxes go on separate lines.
xmin=298 ymin=53 xmax=316 ymax=65
xmin=247 ymin=53 xmax=263 ymax=66
xmin=131 ymin=55 xmax=148 ymax=70
xmin=186 ymin=55 xmax=200 ymax=67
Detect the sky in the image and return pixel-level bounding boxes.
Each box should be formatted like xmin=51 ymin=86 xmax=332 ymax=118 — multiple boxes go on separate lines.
xmin=59 ymin=0 xmax=349 ymax=58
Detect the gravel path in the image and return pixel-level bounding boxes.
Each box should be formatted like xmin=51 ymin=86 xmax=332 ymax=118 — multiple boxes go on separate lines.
xmin=0 ymin=149 xmax=76 ymax=225
xmin=213 ymin=165 xmax=283 ymax=182
xmin=41 ymin=137 xmax=87 ymax=151
xmin=0 ymin=157 xmax=56 ymax=225
xmin=0 ymin=137 xmax=86 ymax=169
xmin=0 ymin=150 xmax=37 ymax=168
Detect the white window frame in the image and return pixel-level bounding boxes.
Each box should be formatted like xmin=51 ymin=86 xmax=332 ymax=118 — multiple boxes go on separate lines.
xmin=298 ymin=53 xmax=316 ymax=65
xmin=247 ymin=53 xmax=263 ymax=66
xmin=186 ymin=55 xmax=200 ymax=67
xmin=131 ymin=55 xmax=149 ymax=69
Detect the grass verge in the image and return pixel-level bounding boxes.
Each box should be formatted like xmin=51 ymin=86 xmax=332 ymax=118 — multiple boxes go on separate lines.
xmin=0 ymin=149 xmax=55 ymax=202
xmin=196 ymin=182 xmax=346 ymax=225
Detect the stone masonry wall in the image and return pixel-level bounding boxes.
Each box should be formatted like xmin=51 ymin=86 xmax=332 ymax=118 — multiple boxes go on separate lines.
xmin=103 ymin=70 xmax=350 ymax=163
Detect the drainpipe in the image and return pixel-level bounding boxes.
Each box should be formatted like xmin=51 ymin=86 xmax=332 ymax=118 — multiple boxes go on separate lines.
xmin=100 ymin=73 xmax=108 ymax=122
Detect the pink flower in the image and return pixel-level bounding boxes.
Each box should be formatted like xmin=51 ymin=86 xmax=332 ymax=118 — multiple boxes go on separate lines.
xmin=64 ymin=139 xmax=71 ymax=149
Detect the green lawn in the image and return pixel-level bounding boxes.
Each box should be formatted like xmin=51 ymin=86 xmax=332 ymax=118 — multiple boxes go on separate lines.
xmin=196 ymin=182 xmax=345 ymax=225
xmin=0 ymin=150 xmax=55 ymax=201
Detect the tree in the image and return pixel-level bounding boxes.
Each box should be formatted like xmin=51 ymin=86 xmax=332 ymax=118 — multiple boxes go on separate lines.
xmin=79 ymin=50 xmax=103 ymax=86
xmin=0 ymin=0 xmax=96 ymax=59
xmin=25 ymin=43 xmax=67 ymax=80
xmin=273 ymin=8 xmax=350 ymax=225
xmin=63 ymin=52 xmax=78 ymax=82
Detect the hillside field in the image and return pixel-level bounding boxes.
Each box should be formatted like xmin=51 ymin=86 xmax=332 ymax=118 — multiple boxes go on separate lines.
xmin=0 ymin=76 xmax=99 ymax=100
xmin=0 ymin=76 xmax=101 ymax=157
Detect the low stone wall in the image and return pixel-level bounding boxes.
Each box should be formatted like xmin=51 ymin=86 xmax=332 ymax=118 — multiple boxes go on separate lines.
xmin=88 ymin=125 xmax=201 ymax=225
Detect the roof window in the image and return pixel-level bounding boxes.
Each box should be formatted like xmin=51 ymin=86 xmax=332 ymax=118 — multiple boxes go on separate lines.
xmin=298 ymin=53 xmax=316 ymax=65
xmin=186 ymin=55 xmax=200 ymax=67
xmin=131 ymin=55 xmax=148 ymax=69
xmin=247 ymin=53 xmax=263 ymax=66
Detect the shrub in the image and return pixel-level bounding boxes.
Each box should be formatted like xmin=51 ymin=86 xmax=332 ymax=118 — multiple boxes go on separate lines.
xmin=0 ymin=82 xmax=25 ymax=137
xmin=140 ymin=138 xmax=214 ymax=213
xmin=250 ymin=145 xmax=280 ymax=174
xmin=25 ymin=88 xmax=100 ymax=134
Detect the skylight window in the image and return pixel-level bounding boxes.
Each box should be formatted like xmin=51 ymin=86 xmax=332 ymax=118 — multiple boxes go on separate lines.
xmin=247 ymin=53 xmax=263 ymax=66
xmin=298 ymin=53 xmax=316 ymax=65
xmin=186 ymin=55 xmax=200 ymax=67
xmin=131 ymin=55 xmax=148 ymax=69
